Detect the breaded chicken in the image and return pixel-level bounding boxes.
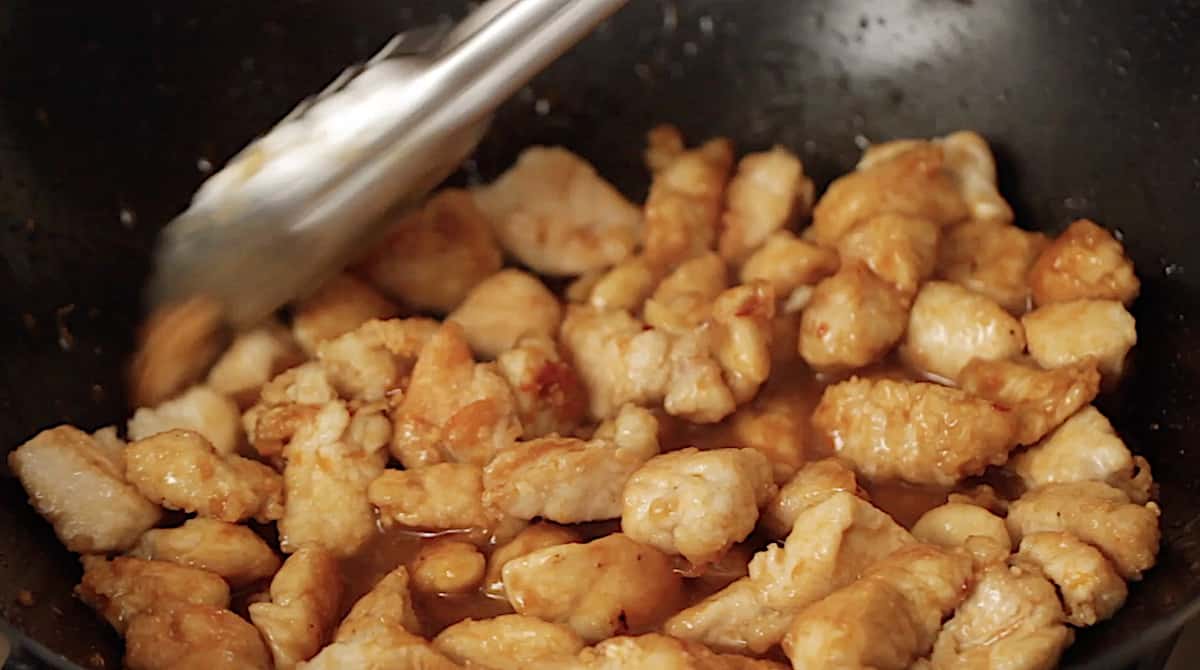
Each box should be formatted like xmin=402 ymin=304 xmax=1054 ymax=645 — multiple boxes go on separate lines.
xmin=315 ymin=317 xmax=439 ymax=401
xmin=484 ymin=522 xmax=581 ymax=597
xmin=129 ymin=518 xmax=280 ymax=588
xmin=1016 ymin=531 xmax=1127 ymax=626
xmin=539 ymin=633 xmax=787 ymax=670
xmin=433 ymin=614 xmax=585 ymax=669
xmin=958 ymin=358 xmax=1100 ymax=445
xmin=643 ymin=252 xmax=728 ymax=334
xmin=1022 ymin=299 xmax=1137 ymax=380
xmin=78 ymin=556 xmax=230 ymax=634
xmin=723 ymin=379 xmax=819 ymax=485
xmin=719 ymin=146 xmax=814 ymax=265
xmin=560 ymin=305 xmax=673 ymax=420
xmin=761 ymin=458 xmax=864 ymax=538
xmin=207 ymin=322 xmax=305 ymax=407
xmin=937 ymin=219 xmax=1049 ymax=313
xmin=911 ymin=502 xmax=1012 ymax=555
xmin=581 ymin=255 xmax=662 ymax=312
xmin=799 ymin=264 xmax=909 ymax=371
xmin=299 ymin=627 xmax=461 ymax=670
xmin=410 ymin=538 xmax=487 ymax=595
xmin=336 ymin=565 xmax=421 ymax=640
xmin=901 ymin=281 xmax=1025 ymax=381
xmin=127 ymin=384 xmax=243 ymax=456
xmin=290 ymin=273 xmax=400 ymax=355
xmin=124 ymin=604 xmax=272 ymax=670
xmin=836 ymin=213 xmax=939 ymax=296
xmin=739 ymin=230 xmax=840 ymax=297
xmin=1029 ymin=219 xmax=1139 ymax=307
xmin=448 ymin=269 xmax=563 ymax=359
xmin=370 ymin=462 xmax=501 ymax=533
xmin=249 ymin=547 xmax=343 ymax=669
xmin=642 ymin=137 xmax=734 ymax=268
xmin=495 ymin=335 xmax=588 ymax=440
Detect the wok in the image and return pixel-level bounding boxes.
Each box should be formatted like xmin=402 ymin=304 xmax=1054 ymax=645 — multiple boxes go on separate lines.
xmin=2 ymin=1 xmax=1199 ymax=668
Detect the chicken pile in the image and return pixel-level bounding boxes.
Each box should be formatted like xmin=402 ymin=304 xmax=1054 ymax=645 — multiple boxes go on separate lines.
xmin=10 ymin=126 xmax=1159 ymax=670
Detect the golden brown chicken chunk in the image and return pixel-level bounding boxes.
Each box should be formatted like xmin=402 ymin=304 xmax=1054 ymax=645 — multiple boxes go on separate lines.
xmin=812 ymin=377 xmax=1017 ymax=486
xmin=359 ymin=188 xmax=503 ymax=313
xmin=761 ymin=458 xmax=864 ymax=538
xmin=495 ymin=335 xmax=587 ymax=440
xmin=560 ymin=305 xmax=673 ymax=420
xmin=958 ymin=357 xmax=1100 ymax=446
xmin=935 ymin=130 xmax=1014 ymax=225
xmin=290 ymin=273 xmax=400 ymax=355
xmin=474 ymin=147 xmax=642 ymax=276
xmin=1029 ymin=219 xmax=1139 ymax=307
xmin=901 ymin=281 xmax=1025 ymax=381
xmin=248 ymin=547 xmax=343 ymax=669
xmin=9 ymin=426 xmax=160 ymax=553
xmin=206 ymin=322 xmax=304 ymax=407
xmin=540 ymin=633 xmax=787 ymax=670
xmin=578 ymin=255 xmax=662 ymax=312
xmin=836 ymin=213 xmax=939 ymax=296
xmin=391 ymin=321 xmax=522 ymax=467
xmin=315 ymin=317 xmax=439 ymax=401
xmin=937 ymin=219 xmax=1049 ymax=313
xmin=78 ymin=556 xmax=230 ymax=634
xmin=911 ymin=502 xmax=1012 ymax=556
xmin=722 ymin=378 xmax=819 ymax=485
xmin=799 ymin=264 xmax=909 ymax=371
xmin=622 ymin=447 xmax=776 ymax=565
xmin=299 ymin=628 xmax=462 ymax=670
xmin=484 ymin=522 xmax=581 ymax=597
xmin=335 ymin=565 xmax=421 ymax=640
xmin=1007 ymin=481 xmax=1160 ymax=580
xmin=127 ymin=384 xmax=243 ymax=456
xmin=501 ymin=533 xmax=683 ymax=643
xmin=1022 ymin=299 xmax=1137 ymax=380
xmin=370 ymin=462 xmax=502 ymax=533
xmin=448 ymin=269 xmax=563 ymax=359
xmin=642 ymin=252 xmax=728 ymax=334
xmin=642 ymin=136 xmax=734 ymax=268
xmin=129 ymin=518 xmax=280 ymax=588
xmin=782 ymin=544 xmax=974 ymax=670
xmin=433 ymin=615 xmax=585 ymax=670
xmin=483 ymin=404 xmax=659 ymax=524
xmin=410 ymin=538 xmax=487 ymax=595
xmin=718 ymin=146 xmax=814 ymax=265
xmin=738 ymin=230 xmax=840 ymax=298
xmin=241 ymin=362 xmax=339 ymax=460
xmin=1016 ymin=531 xmax=1127 ymax=626
xmin=124 ymin=604 xmax=272 ymax=670
xmin=124 ymin=429 xmax=283 ymax=523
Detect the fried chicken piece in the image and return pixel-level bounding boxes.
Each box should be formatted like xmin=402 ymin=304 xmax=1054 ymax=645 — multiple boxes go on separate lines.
xmin=644 ymin=124 xmax=685 ymax=174
xmin=495 ymin=335 xmax=588 ymax=440
xmin=643 ymin=137 xmax=734 ymax=268
xmin=433 ymin=615 xmax=585 ymax=670
xmin=501 ymin=533 xmax=683 ymax=642
xmin=782 ymin=544 xmax=974 ymax=670
xmin=936 ymin=130 xmax=1014 ymax=225
xmin=723 ymin=378 xmax=819 ymax=485
xmin=799 ymin=263 xmax=909 ymax=371
xmin=124 ymin=429 xmax=283 ymax=523
xmin=911 ymin=502 xmax=1012 ymax=556
xmin=836 ymin=213 xmax=939 ymax=296
xmin=409 ymin=539 xmax=486 ymax=595
xmin=242 ymin=362 xmax=339 ymax=460
xmin=959 ymin=357 xmax=1100 ymax=445
xmin=128 ymin=295 xmax=226 ymax=408
xmin=127 ymin=384 xmax=243 ymax=456
xmin=739 ymin=230 xmax=840 ymax=297
xmin=78 ymin=556 xmax=230 ymax=634
xmin=1008 ymin=405 xmax=1153 ymax=504
xmin=207 ymin=322 xmax=305 ymax=407
xmin=1016 ymin=531 xmax=1127 ymax=626
xmin=1007 ymin=481 xmax=1160 ymax=580
xmin=484 ymin=522 xmax=581 ymax=597
xmin=1029 ymin=219 xmax=1139 ymax=307
xmin=391 ymin=321 xmax=522 ymax=467
xmin=298 ymin=627 xmax=462 ymax=670
xmin=129 ymin=518 xmax=280 ymax=588
xmin=718 ymin=146 xmax=814 ymax=265
xmin=124 ymin=604 xmax=272 ymax=670
xmin=761 ymin=458 xmax=864 ymax=538
xmin=336 ymin=565 xmax=421 ymax=640
xmin=370 ymin=463 xmax=501 ymax=533
xmin=900 ymin=281 xmax=1025 ymax=380
xmin=359 ymin=188 xmax=503 ymax=313
xmin=249 ymin=547 xmax=343 ymax=669
xmin=581 ymin=255 xmax=663 ymax=312
xmin=483 ymin=404 xmax=659 ymax=523
xmin=474 ymin=147 xmax=641 ymax=276
xmin=291 ymin=273 xmax=400 ymax=355
xmin=643 ymin=252 xmax=728 ymax=335
xmin=540 ymin=633 xmax=787 ymax=670
xmin=560 ymin=305 xmax=673 ymax=420
xmin=1022 ymin=299 xmax=1137 ymax=380
xmin=315 ymin=317 xmax=439 ymax=401
xmin=937 ymin=219 xmax=1049 ymax=313
xmin=812 ymin=377 xmax=1017 ymax=486
xmin=665 ymin=493 xmax=914 ymax=654
xmin=446 ymin=269 xmax=563 ymax=360
xmin=9 ymin=426 xmax=160 ymax=553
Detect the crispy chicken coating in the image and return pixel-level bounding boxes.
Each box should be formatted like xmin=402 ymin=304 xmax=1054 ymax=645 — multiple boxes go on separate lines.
xmin=336 ymin=565 xmax=421 ymax=640
xmin=127 ymin=384 xmax=242 ymax=456
xmin=718 ymin=146 xmax=814 ymax=265
xmin=958 ymin=357 xmax=1100 ymax=446
xmin=410 ymin=538 xmax=487 ymax=595
xmin=448 ymin=269 xmax=563 ymax=359
xmin=370 ymin=462 xmax=501 ymax=532
xmin=484 ymin=522 xmax=581 ymax=597
xmin=539 ymin=633 xmax=787 ymax=670
xmin=937 ymin=219 xmax=1049 ymax=313
xmin=836 ymin=213 xmax=939 ymax=296
xmin=315 ymin=317 xmax=439 ymax=401
xmin=642 ymin=136 xmax=734 ymax=268
xmin=1029 ymin=219 xmax=1139 ymax=307
xmin=248 ymin=547 xmax=343 ymax=669
xmin=78 ymin=556 xmax=230 ymax=634
xmin=643 ymin=252 xmax=728 ymax=335
xmin=129 ymin=518 xmax=280 ymax=588
xmin=291 ymin=273 xmax=400 ymax=355
xmin=433 ymin=614 xmax=584 ymax=669
xmin=495 ymin=335 xmax=587 ymax=439
xmin=761 ymin=458 xmax=864 ymax=538
xmin=739 ymin=230 xmax=840 ymax=297
xmin=1022 ymin=299 xmax=1137 ymax=380
xmin=1016 ymin=531 xmax=1127 ymax=626
xmin=900 ymin=281 xmax=1025 ymax=381
xmin=207 ymin=322 xmax=304 ymax=407
xmin=124 ymin=604 xmax=272 ymax=670
xmin=799 ymin=264 xmax=909 ymax=371
xmin=911 ymin=502 xmax=1012 ymax=555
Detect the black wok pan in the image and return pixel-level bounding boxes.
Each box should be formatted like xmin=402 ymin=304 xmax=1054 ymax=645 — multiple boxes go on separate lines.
xmin=2 ymin=1 xmax=1199 ymax=668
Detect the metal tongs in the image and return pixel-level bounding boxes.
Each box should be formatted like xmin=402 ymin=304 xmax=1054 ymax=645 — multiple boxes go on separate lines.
xmin=148 ymin=0 xmax=627 ymax=328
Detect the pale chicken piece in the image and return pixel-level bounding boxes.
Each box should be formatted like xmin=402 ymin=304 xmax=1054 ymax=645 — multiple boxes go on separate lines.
xmin=124 ymin=604 xmax=272 ymax=670
xmin=124 ymin=430 xmax=283 ymax=523
xmin=258 ymin=361 xmax=340 ymax=405
xmin=912 ymin=502 xmax=1012 ymax=555
xmin=738 ymin=230 xmax=840 ymax=297
xmin=584 ymin=256 xmax=662 ymax=312
xmin=665 ymin=493 xmax=914 ymax=654
xmin=433 ymin=615 xmax=585 ymax=670
xmin=808 ymin=143 xmax=969 ymax=247
xmin=8 ymin=426 xmax=160 ymax=553
xmin=543 ymin=633 xmax=787 ymax=670
xmin=409 ymin=539 xmax=486 ymax=595
xmin=501 ymin=533 xmax=683 ymax=643
xmin=315 ymin=317 xmax=440 ymax=401
xmin=207 ymin=322 xmax=305 ymax=407
xmin=836 ymin=214 xmax=939 ymax=296
xmin=643 ymin=252 xmax=728 ymax=334
xmin=937 ymin=130 xmax=1015 ymax=225
xmin=496 ymin=335 xmax=587 ymax=439
xmin=782 ymin=544 xmax=974 ymax=670
xmin=799 ymin=264 xmax=909 ymax=371
xmin=449 ymin=269 xmax=564 ymax=359
xmin=707 ymin=281 xmax=776 ymax=405
xmin=1022 ymin=299 xmax=1137 ymax=380
xmin=664 ymin=330 xmax=738 ymax=426
xmin=642 ymin=137 xmax=734 ymax=268
xmin=291 ymin=273 xmax=401 ymax=354
xmin=359 ymin=188 xmax=503 ymax=313
xmin=718 ymin=146 xmax=815 ymax=265
xmin=336 ymin=565 xmax=421 ymax=640
xmin=937 ymin=219 xmax=1049 ymax=313
xmin=249 ymin=547 xmax=343 ymax=669
xmin=484 ymin=522 xmax=581 ymax=597
xmin=622 ymin=447 xmax=775 ymax=565
xmin=78 ymin=556 xmax=230 ymax=634
xmin=474 ymin=146 xmax=642 ymax=276
xmin=959 ymin=358 xmax=1100 ymax=446
xmin=724 ymin=378 xmax=818 ymax=485
xmin=242 ymin=362 xmax=339 ymax=460
xmin=928 ymin=562 xmax=1072 ymax=670
xmin=561 ymin=305 xmax=673 ymax=420
xmin=761 ymin=458 xmax=863 ymax=538
xmin=1007 ymin=481 xmax=1161 ymax=580
xmin=644 ymin=124 xmax=685 ymax=174
xmin=900 ymin=281 xmax=1025 ymax=381
xmin=278 ymin=401 xmax=389 ymax=557
xmin=299 ymin=627 xmax=462 ymax=670
xmin=90 ymin=425 xmax=127 ymax=473
xmin=128 ymin=518 xmax=280 ymax=588
xmin=127 ymin=384 xmax=242 ymax=456
xmin=391 ymin=321 xmax=522 ymax=467
xmin=1008 ymin=406 xmax=1152 ymax=504
xmin=1017 ymin=532 xmax=1127 ymax=626
xmin=1029 ymin=218 xmax=1140 ymax=307
xmin=483 ymin=404 xmax=659 ymax=523
xmin=370 ymin=463 xmax=501 ymax=532
xmin=812 ymin=377 xmax=1018 ymax=486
